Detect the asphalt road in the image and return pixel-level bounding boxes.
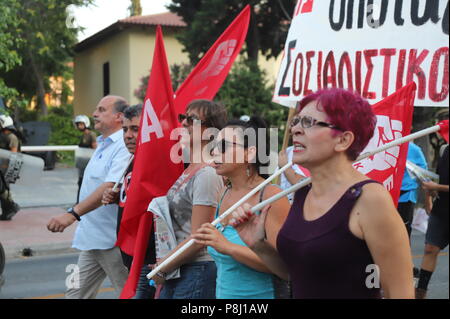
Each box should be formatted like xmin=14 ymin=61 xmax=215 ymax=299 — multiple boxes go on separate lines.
xmin=0 ymin=253 xmax=117 ymax=299
xmin=0 ymin=229 xmax=447 ymax=299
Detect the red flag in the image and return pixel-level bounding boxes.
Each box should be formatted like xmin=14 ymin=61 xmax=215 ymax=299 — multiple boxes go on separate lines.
xmin=173 ymin=5 xmax=250 ymax=114
xmin=438 ymin=119 xmax=449 ymax=143
xmin=117 ymin=26 xmax=184 ymax=299
xmin=353 ymin=82 xmax=416 ymax=205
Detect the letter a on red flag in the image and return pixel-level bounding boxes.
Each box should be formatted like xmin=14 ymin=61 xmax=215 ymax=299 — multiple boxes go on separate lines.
xmin=173 ymin=5 xmax=250 ymax=114
xmin=353 ymin=82 xmax=416 ymax=205
xmin=117 ymin=26 xmax=184 ymax=299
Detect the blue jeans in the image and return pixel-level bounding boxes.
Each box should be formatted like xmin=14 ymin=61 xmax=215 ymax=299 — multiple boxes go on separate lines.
xmin=159 ymin=261 xmax=216 ymax=299
xmin=134 ymin=264 xmax=156 ymax=299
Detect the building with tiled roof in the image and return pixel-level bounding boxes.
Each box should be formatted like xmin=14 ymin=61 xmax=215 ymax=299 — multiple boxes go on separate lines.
xmin=73 ymin=11 xmax=281 ymax=116
xmin=74 ymin=12 xmax=189 ymax=115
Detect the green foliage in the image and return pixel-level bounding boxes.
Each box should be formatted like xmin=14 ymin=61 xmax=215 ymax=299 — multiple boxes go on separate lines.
xmin=15 ymin=98 xmax=38 ymax=122
xmin=171 ymin=63 xmax=194 ymax=92
xmin=216 ymin=60 xmax=289 ymax=146
xmin=39 ymin=105 xmax=83 ymax=164
xmin=168 ymin=0 xmax=296 ymax=64
xmin=134 ymin=60 xmax=288 ymax=147
xmin=129 ymin=0 xmax=143 ymax=16
xmin=0 ymin=1 xmax=22 ymax=102
xmin=0 ymin=0 xmax=93 ymax=115
xmin=134 ymin=74 xmax=148 ymax=102
xmin=42 ymin=113 xmax=79 ymax=146
xmin=134 ymin=63 xmax=193 ymax=101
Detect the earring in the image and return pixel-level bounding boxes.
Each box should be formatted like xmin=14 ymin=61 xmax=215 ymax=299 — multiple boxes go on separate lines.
xmin=246 ymin=167 xmax=250 ymax=177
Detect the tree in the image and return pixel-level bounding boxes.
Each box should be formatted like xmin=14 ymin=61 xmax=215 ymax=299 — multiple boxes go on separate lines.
xmin=129 ymin=0 xmax=142 ymax=17
xmin=168 ymin=0 xmax=296 ymax=65
xmin=134 ymin=63 xmax=193 ymax=102
xmin=216 ymin=60 xmax=289 ymax=147
xmin=134 ymin=60 xmax=289 ymax=146
xmin=0 ymin=0 xmax=92 ymax=116
xmin=0 ymin=0 xmax=22 ymax=106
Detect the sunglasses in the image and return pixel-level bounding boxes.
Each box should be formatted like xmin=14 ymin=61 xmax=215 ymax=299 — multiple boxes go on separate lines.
xmin=290 ymin=115 xmax=342 ymax=131
xmin=212 ymin=139 xmax=245 ymax=153
xmin=178 ymin=113 xmax=201 ymax=125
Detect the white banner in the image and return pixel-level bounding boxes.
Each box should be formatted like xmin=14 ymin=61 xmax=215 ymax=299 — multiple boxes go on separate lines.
xmin=273 ymin=0 xmax=449 ymax=107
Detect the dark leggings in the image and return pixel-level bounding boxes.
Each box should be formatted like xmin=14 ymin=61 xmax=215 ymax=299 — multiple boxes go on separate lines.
xmin=397 ymin=201 xmax=415 ymax=240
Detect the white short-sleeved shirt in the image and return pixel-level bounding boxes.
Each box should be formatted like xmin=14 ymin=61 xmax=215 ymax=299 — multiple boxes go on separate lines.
xmin=72 ymin=129 xmax=131 ymax=251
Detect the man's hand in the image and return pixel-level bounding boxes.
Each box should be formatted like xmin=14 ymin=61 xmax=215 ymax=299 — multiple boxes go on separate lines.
xmin=422 ymin=180 xmax=440 ymax=192
xmin=102 ymin=187 xmax=120 ymax=205
xmin=47 ymin=213 xmax=76 ymax=233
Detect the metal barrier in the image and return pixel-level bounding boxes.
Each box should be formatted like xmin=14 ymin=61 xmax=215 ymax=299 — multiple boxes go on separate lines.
xmin=21 ymin=145 xmax=79 ymax=152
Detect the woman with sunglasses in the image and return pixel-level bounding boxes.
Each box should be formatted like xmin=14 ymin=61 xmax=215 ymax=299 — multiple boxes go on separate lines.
xmin=154 ymin=99 xmax=227 ymax=299
xmin=228 ymin=89 xmax=415 ymax=299
xmin=193 ymin=116 xmax=291 ymax=299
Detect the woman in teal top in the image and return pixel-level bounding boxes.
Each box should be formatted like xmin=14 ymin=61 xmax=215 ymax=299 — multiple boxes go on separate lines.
xmin=193 ymin=117 xmax=291 ymax=299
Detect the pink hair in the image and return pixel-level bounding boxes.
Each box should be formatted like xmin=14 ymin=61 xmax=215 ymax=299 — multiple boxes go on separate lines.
xmin=297 ymin=88 xmax=376 ymax=160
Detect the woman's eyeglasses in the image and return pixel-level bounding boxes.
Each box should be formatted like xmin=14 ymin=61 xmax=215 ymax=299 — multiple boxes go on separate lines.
xmin=178 ymin=113 xmax=201 ymax=125
xmin=212 ymin=139 xmax=245 ymax=153
xmin=290 ymin=115 xmax=342 ymax=131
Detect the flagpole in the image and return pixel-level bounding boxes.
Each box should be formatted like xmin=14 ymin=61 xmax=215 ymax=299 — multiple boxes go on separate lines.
xmin=250 ymin=124 xmax=443 ymax=213
xmin=146 ymin=161 xmax=293 ymax=280
xmin=274 ymin=107 xmax=296 ymax=186
xmin=112 ymin=154 xmax=134 ymax=192
xmin=210 ymin=162 xmax=292 ymax=227
xmin=147 ymin=123 xmax=443 ymax=280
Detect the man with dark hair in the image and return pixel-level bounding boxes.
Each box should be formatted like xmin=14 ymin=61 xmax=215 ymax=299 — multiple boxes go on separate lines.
xmin=47 ymin=95 xmax=131 ymax=299
xmin=416 ymin=144 xmax=449 ymax=299
xmin=102 ymin=103 xmax=156 ymax=299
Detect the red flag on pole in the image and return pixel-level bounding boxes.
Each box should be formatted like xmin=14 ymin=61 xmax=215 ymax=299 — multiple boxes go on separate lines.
xmin=437 ymin=119 xmax=449 ymax=143
xmin=117 ymin=26 xmax=184 ymax=299
xmin=353 ymin=82 xmax=416 ymax=205
xmin=173 ymin=5 xmax=251 ymax=114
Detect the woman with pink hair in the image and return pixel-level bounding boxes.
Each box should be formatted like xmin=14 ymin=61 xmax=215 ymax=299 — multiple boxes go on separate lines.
xmin=228 ymin=89 xmax=415 ymax=299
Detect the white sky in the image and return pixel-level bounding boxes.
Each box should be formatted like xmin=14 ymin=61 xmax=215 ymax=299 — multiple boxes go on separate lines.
xmin=71 ymin=0 xmax=174 ymax=42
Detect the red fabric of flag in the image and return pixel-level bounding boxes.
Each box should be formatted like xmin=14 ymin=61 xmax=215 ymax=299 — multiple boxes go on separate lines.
xmin=438 ymin=119 xmax=449 ymax=143
xmin=117 ymin=26 xmax=184 ymax=299
xmin=353 ymin=82 xmax=416 ymax=205
xmin=173 ymin=5 xmax=251 ymax=114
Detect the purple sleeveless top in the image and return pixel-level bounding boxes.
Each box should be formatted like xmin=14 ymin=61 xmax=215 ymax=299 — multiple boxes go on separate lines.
xmin=277 ymin=180 xmax=381 ymax=299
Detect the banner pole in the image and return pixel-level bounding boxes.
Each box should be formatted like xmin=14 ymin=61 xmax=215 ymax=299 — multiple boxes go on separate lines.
xmin=251 ymin=124 xmax=442 ymax=213
xmin=274 ymin=107 xmax=296 ymax=185
xmin=281 ymin=107 xmax=295 ymax=151
xmin=112 ymin=155 xmax=134 ymax=192
xmin=147 ymin=123 xmax=442 ymax=280
xmin=146 ymin=161 xmax=292 ymax=280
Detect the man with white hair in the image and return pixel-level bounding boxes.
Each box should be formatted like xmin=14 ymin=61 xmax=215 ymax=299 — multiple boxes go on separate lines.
xmin=47 ymin=95 xmax=131 ymax=299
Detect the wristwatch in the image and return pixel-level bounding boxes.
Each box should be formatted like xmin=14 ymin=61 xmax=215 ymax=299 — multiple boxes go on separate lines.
xmin=66 ymin=207 xmax=81 ymax=221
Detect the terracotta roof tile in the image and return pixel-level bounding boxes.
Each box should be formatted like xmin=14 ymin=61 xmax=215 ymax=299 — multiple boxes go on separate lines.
xmin=119 ymin=12 xmax=186 ymax=27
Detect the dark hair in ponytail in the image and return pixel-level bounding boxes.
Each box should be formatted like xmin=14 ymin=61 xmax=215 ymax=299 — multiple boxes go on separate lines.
xmin=224 ymin=116 xmax=270 ymax=179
